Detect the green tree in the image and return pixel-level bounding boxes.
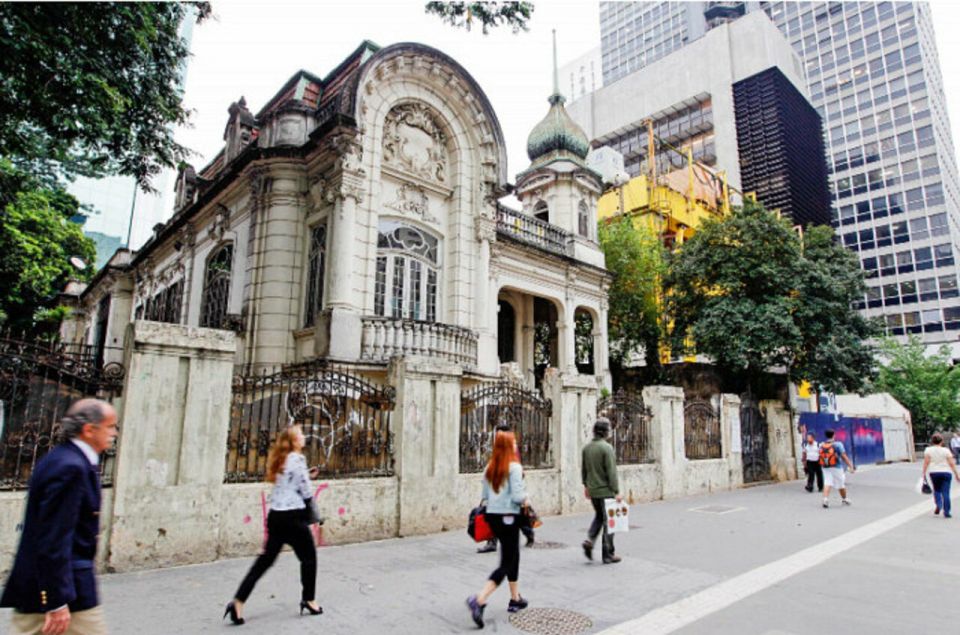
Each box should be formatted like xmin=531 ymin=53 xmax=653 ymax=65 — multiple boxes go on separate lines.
xmin=876 ymin=336 xmax=960 ymax=442
xmin=665 ymin=200 xmax=875 ymax=393
xmin=598 ymin=215 xmax=666 ymax=375
xmin=425 ymin=2 xmax=534 ymax=34
xmin=0 ymin=162 xmax=96 ymax=332
xmin=0 ymin=3 xmax=209 ymax=191
xmin=793 ymin=225 xmax=878 ymax=393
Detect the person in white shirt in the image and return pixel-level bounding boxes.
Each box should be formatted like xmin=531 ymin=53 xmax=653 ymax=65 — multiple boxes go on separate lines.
xmin=802 ymin=433 xmax=823 ymax=493
xmin=949 ymin=433 xmax=960 ymax=462
xmin=922 ymin=433 xmax=960 ymax=518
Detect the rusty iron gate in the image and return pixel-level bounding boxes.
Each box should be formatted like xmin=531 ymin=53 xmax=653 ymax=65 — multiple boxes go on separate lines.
xmin=0 ymin=335 xmax=124 ymax=490
xmin=226 ymin=361 xmax=396 ymax=482
xmin=459 ymin=381 xmax=553 ymax=473
xmin=596 ymin=389 xmax=654 ymax=464
xmin=740 ymin=397 xmax=771 ymax=483
xmin=684 ymin=398 xmax=722 ymax=460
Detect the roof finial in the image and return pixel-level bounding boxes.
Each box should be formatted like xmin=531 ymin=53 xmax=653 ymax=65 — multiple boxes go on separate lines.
xmin=552 ymin=29 xmax=559 ymax=97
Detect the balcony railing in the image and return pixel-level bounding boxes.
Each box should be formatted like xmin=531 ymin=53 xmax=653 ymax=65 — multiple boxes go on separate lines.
xmin=496 ymin=205 xmax=573 ymax=258
xmin=360 ymin=317 xmax=478 ymax=369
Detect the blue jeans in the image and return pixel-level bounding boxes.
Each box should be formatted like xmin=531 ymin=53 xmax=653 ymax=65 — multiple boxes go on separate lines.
xmin=930 ymin=472 xmax=952 ymax=516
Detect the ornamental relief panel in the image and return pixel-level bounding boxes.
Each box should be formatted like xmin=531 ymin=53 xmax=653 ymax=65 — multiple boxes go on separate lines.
xmin=382 ymin=103 xmax=448 ymax=184
xmin=384 ymin=181 xmax=438 ymax=224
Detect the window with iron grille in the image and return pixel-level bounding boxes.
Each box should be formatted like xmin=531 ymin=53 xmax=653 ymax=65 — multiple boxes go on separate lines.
xmin=304 ymin=224 xmax=327 ymax=327
xmin=374 ymin=221 xmax=439 ymax=322
xmin=200 ymin=244 xmax=233 ymax=329
xmin=143 ymin=280 xmax=184 ymax=324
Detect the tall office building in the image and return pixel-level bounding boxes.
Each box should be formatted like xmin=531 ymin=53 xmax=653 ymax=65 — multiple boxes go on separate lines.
xmin=570 ymin=11 xmax=830 ymax=226
xmin=599 ymin=2 xmax=960 ymax=348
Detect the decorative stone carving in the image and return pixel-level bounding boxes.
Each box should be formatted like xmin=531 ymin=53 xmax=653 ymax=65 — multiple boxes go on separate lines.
xmin=385 ymin=182 xmax=436 ymax=223
xmin=207 ymin=204 xmax=231 ymax=241
xmin=327 ymin=133 xmax=364 ymax=174
xmin=382 ymin=103 xmax=448 ymax=183
xmin=224 ymin=97 xmax=259 ymax=163
xmin=174 ymin=164 xmax=199 ymax=212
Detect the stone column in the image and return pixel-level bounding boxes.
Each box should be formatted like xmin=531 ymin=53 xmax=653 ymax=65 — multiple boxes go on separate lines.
xmin=105 ymin=273 xmax=135 ymax=367
xmin=316 ymin=134 xmax=365 ymax=361
xmin=247 ymin=164 xmax=304 ymax=367
xmin=545 ymin=369 xmax=598 ymax=514
xmin=559 ymin=300 xmax=577 ymax=373
xmin=475 ymin=218 xmax=498 ymax=374
xmin=106 ymin=322 xmax=236 ymax=572
xmin=644 ymin=385 xmax=685 ymax=500
xmin=721 ymin=393 xmax=743 ymax=489
xmin=389 ymin=357 xmax=463 ymax=536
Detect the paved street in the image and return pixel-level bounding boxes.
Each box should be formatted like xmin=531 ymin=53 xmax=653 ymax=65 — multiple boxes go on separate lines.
xmin=4 ymin=462 xmax=955 ymax=634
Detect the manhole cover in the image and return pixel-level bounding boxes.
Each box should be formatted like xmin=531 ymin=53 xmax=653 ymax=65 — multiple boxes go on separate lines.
xmin=528 ymin=540 xmax=567 ymax=550
xmin=509 ymin=608 xmax=593 ymax=635
xmin=689 ymin=505 xmax=744 ymax=515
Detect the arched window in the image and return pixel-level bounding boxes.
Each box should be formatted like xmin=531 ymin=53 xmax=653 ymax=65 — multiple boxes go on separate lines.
xmin=534 ymin=200 xmax=549 ymax=223
xmin=578 ymin=200 xmax=590 ymax=237
xmin=304 ymin=224 xmax=327 ymax=327
xmin=200 ymin=244 xmax=233 ymax=329
xmin=374 ymin=221 xmax=440 ymax=322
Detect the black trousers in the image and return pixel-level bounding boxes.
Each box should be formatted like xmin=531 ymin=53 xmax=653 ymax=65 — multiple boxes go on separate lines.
xmin=588 ymin=498 xmax=615 ymax=559
xmin=805 ymin=460 xmax=823 ymax=491
xmin=486 ymin=513 xmax=521 ymax=585
xmin=235 ymin=509 xmax=317 ymax=603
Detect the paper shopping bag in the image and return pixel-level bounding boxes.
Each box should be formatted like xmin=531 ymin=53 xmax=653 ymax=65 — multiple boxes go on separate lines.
xmin=604 ymin=499 xmax=630 ymax=533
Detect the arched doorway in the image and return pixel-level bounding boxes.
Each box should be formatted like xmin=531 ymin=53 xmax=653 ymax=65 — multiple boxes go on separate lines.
xmin=575 ymin=308 xmax=594 ymax=375
xmin=497 ymin=299 xmax=516 ymax=364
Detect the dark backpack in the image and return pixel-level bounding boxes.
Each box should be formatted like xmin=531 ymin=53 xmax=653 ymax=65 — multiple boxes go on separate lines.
xmin=819 ymin=441 xmax=838 ymax=467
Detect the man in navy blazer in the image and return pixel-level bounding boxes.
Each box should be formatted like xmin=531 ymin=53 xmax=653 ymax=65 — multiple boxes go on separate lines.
xmin=1 ymin=398 xmax=117 ymax=635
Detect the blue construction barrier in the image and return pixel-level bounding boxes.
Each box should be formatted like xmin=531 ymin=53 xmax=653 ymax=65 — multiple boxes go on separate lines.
xmin=798 ymin=412 xmax=885 ymax=466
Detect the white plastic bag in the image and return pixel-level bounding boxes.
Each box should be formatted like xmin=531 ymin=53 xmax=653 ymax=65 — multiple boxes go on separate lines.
xmin=604 ymin=499 xmax=630 ymax=533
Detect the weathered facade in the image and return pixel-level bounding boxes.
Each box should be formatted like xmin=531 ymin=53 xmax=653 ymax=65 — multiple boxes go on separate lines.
xmin=65 ymin=41 xmax=611 ymax=387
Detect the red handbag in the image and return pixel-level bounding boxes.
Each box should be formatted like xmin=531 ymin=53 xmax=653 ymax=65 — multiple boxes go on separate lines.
xmin=468 ymin=505 xmax=493 ymax=543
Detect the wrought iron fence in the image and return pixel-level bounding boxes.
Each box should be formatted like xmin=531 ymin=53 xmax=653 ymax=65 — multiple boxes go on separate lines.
xmin=597 ymin=389 xmax=654 ymax=464
xmin=684 ymin=398 xmax=722 ymax=460
xmin=0 ymin=335 xmax=125 ymax=490
xmin=459 ymin=380 xmax=553 ymax=473
xmin=226 ymin=361 xmax=396 ymax=482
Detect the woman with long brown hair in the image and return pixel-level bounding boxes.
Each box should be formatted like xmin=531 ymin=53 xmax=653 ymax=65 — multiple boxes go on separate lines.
xmin=466 ymin=430 xmax=531 ymax=628
xmin=223 ymin=424 xmax=322 ymax=625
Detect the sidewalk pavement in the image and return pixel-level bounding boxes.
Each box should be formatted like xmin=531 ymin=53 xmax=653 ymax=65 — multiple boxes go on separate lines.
xmin=3 ymin=462 xmax=956 ymax=634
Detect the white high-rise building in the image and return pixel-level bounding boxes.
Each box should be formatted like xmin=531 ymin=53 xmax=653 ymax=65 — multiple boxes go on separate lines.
xmin=599 ymin=2 xmax=960 ymax=349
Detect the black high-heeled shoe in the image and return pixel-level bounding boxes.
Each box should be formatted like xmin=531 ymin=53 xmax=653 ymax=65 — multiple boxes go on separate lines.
xmin=223 ymin=601 xmax=245 ymax=625
xmin=300 ymin=600 xmax=323 ymax=616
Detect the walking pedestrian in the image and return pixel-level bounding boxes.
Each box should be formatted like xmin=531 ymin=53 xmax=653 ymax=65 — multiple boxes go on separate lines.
xmin=1 ymin=398 xmax=118 ymax=635
xmin=478 ymin=424 xmax=534 ymax=554
xmin=802 ymin=433 xmax=823 ymax=493
xmin=949 ymin=433 xmax=960 ymax=463
xmin=581 ymin=417 xmax=622 ymax=564
xmin=922 ymin=433 xmax=960 ymax=518
xmin=466 ymin=431 xmax=530 ymax=628
xmin=820 ymin=429 xmax=855 ymax=508
xmin=224 ymin=425 xmax=322 ymax=625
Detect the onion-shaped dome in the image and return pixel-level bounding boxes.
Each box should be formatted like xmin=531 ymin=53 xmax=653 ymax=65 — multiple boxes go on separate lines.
xmin=526 ymin=93 xmax=590 ymax=163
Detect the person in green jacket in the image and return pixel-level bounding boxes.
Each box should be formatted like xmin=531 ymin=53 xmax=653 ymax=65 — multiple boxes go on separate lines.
xmin=581 ymin=417 xmax=622 ymax=564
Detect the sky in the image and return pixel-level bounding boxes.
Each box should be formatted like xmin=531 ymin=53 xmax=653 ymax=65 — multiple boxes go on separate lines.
xmin=175 ymin=0 xmax=960 ymax=186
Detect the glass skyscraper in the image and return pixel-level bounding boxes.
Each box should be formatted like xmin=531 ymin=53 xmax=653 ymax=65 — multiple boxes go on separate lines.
xmin=599 ymin=2 xmax=960 ymax=348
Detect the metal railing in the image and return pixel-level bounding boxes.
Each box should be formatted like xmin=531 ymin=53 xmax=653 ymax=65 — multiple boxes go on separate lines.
xmin=226 ymin=360 xmax=396 ymax=482
xmin=0 ymin=335 xmax=125 ymax=490
xmin=459 ymin=380 xmax=553 ymax=473
xmin=684 ymin=398 xmax=722 ymax=460
xmin=496 ymin=205 xmax=573 ymax=258
xmin=360 ymin=317 xmax=478 ymax=369
xmin=597 ymin=389 xmax=654 ymax=464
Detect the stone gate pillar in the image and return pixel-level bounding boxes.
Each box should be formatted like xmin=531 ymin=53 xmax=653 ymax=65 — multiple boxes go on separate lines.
xmin=106 ymin=321 xmax=236 ymax=572
xmin=544 ymin=370 xmax=598 ymax=514
xmin=389 ymin=357 xmax=463 ymax=536
xmin=644 ymin=385 xmax=685 ymax=499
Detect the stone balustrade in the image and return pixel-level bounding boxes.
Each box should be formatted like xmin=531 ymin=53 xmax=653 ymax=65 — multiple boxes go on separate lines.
xmin=496 ymin=204 xmax=573 ymax=258
xmin=360 ymin=316 xmax=479 ymax=369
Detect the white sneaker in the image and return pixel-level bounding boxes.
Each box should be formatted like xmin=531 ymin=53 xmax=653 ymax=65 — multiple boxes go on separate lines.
xmin=841 ymin=498 xmax=851 ymax=506
xmin=822 ymin=499 xmax=829 ymax=508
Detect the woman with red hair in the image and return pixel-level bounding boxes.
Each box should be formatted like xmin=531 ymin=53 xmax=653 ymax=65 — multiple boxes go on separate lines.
xmin=466 ymin=431 xmax=531 ymax=628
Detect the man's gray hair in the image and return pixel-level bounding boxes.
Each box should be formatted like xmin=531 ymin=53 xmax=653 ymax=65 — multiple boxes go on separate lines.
xmin=60 ymin=399 xmax=112 ymax=441
xmin=593 ymin=417 xmax=611 ymax=438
